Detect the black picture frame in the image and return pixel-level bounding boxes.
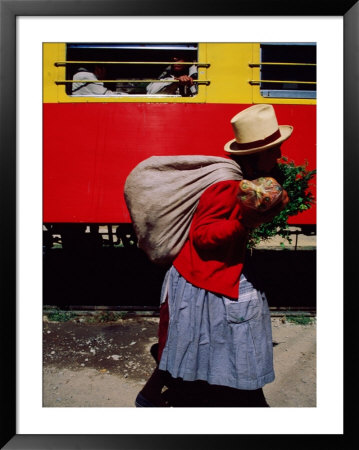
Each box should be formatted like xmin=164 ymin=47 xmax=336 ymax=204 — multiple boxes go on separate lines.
xmin=1 ymin=1 xmax=357 ymax=448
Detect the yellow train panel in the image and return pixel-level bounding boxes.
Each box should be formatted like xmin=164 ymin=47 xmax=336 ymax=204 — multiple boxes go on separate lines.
xmin=43 ymin=43 xmax=316 ymax=106
xmin=204 ymin=43 xmax=253 ymax=104
xmin=43 ymin=43 xmax=66 ymax=103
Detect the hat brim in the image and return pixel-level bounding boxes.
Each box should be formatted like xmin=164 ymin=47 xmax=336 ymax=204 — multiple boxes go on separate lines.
xmin=224 ymin=125 xmax=293 ymax=155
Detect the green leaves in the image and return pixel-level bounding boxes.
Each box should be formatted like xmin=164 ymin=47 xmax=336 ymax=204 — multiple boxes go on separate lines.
xmin=246 ymin=158 xmax=316 ymax=249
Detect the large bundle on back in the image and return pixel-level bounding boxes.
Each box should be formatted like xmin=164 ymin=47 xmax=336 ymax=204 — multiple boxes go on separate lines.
xmin=124 ymin=155 xmax=242 ymax=265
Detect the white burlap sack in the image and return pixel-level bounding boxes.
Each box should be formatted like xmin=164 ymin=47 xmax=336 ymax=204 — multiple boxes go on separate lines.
xmin=124 ymin=155 xmax=243 ymax=265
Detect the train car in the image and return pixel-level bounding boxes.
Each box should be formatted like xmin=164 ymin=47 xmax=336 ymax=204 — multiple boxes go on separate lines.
xmin=43 ymin=42 xmax=316 ymax=247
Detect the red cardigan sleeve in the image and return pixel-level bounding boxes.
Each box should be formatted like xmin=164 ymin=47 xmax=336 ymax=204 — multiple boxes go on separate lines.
xmin=191 ymin=181 xmax=248 ymax=250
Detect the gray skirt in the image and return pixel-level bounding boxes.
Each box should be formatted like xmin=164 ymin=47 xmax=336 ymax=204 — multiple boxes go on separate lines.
xmin=158 ymin=266 xmax=275 ymax=390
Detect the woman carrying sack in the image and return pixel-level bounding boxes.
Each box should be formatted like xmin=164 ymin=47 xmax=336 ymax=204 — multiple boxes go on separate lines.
xmin=135 ymin=104 xmax=293 ymax=407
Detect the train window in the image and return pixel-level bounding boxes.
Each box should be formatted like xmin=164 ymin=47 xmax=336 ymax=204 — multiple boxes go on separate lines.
xmin=63 ymin=43 xmax=199 ymax=97
xmin=257 ymin=43 xmax=316 ymax=99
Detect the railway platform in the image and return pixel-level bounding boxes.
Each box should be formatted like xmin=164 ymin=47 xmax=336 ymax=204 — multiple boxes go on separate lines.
xmin=43 ymin=313 xmax=316 ymax=408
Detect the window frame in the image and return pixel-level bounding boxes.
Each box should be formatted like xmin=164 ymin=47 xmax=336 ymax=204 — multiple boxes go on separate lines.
xmin=62 ymin=43 xmax=204 ymax=100
xmin=258 ymin=43 xmax=316 ymax=100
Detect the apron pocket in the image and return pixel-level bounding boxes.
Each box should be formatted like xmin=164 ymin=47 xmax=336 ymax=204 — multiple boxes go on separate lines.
xmin=224 ymin=294 xmax=260 ymax=324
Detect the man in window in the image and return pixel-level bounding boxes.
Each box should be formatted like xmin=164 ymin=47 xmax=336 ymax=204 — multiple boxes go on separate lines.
xmin=146 ymin=55 xmax=198 ymax=96
xmin=72 ymin=64 xmax=115 ymax=96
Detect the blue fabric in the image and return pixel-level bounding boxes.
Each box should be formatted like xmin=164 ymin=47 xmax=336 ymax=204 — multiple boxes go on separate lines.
xmin=159 ymin=266 xmax=275 ymax=390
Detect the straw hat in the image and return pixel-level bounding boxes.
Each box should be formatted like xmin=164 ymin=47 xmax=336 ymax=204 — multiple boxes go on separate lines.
xmin=224 ymin=104 xmax=293 ymax=155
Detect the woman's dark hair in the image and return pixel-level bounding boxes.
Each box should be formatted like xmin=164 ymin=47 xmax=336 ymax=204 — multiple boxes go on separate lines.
xmin=173 ymin=52 xmax=191 ymax=62
xmin=229 ymin=153 xmax=259 ymax=174
xmin=229 ymin=153 xmax=284 ymax=183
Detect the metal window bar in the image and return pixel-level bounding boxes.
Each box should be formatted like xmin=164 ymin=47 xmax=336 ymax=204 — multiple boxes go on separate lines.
xmin=249 ymin=80 xmax=316 ymax=86
xmin=249 ymin=61 xmax=316 ymax=87
xmin=56 ymin=79 xmax=210 ymax=85
xmin=249 ymin=62 xmax=316 ymax=67
xmin=55 ymin=61 xmax=210 ymax=67
xmin=55 ymin=60 xmax=210 ymax=86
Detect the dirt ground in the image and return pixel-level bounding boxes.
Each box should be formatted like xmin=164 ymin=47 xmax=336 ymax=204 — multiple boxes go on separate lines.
xmin=43 ymin=315 xmax=316 ymax=408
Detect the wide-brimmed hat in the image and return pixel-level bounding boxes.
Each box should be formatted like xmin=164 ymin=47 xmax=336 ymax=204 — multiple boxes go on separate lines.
xmin=224 ymin=104 xmax=293 ymax=155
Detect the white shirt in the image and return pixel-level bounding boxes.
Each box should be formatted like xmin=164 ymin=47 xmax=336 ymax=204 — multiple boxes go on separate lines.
xmin=72 ymin=70 xmax=114 ymax=96
xmin=146 ymin=64 xmax=198 ymax=96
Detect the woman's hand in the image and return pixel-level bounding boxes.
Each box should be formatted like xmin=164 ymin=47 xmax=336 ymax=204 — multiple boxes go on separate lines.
xmin=241 ymin=190 xmax=289 ymax=230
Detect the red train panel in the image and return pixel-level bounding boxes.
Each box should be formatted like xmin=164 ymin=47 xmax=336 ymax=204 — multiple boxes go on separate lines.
xmin=43 ymin=102 xmax=316 ymax=224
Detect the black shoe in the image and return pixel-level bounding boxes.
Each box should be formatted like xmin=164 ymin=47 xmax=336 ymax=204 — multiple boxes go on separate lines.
xmin=135 ymin=391 xmax=170 ymax=407
xmin=135 ymin=392 xmax=156 ymax=407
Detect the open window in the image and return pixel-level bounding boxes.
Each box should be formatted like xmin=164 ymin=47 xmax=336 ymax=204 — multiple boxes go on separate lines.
xmin=255 ymin=43 xmax=316 ymax=99
xmin=64 ymin=43 xmax=200 ymax=97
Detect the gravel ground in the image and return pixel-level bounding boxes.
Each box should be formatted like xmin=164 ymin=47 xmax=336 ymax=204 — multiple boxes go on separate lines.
xmin=43 ymin=315 xmax=316 ymax=408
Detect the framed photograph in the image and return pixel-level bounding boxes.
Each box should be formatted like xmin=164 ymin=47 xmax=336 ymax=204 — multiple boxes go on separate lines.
xmin=1 ymin=1 xmax=356 ymax=448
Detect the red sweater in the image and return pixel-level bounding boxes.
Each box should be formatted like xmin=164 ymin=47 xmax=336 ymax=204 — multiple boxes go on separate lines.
xmin=173 ymin=180 xmax=249 ymax=299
